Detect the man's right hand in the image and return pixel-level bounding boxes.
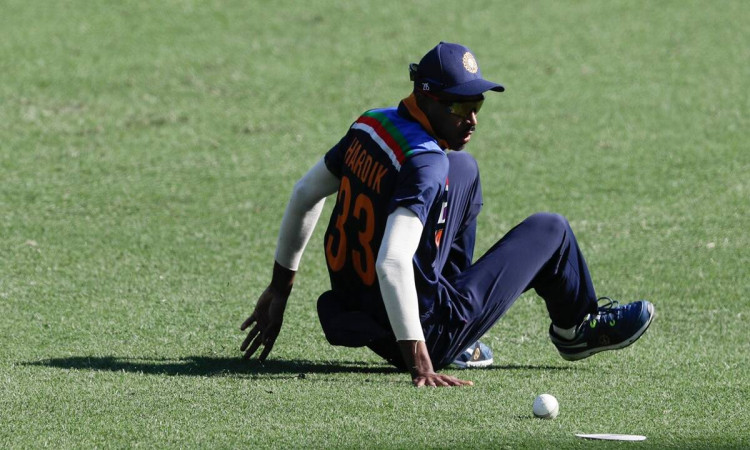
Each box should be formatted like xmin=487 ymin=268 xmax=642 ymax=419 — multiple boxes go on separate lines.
xmin=399 ymin=340 xmax=474 ymax=387
xmin=240 ymin=262 xmax=296 ymax=362
xmin=240 ymin=285 xmax=289 ymax=361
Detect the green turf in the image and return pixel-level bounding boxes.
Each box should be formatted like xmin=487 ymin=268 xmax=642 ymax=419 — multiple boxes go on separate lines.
xmin=1 ymin=0 xmax=748 ymax=448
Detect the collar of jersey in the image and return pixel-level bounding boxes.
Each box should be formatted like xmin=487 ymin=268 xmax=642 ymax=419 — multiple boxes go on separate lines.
xmin=400 ymin=93 xmax=449 ymax=150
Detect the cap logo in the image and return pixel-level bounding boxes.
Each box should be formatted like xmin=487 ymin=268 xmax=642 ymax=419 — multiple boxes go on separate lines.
xmin=422 ymin=82 xmax=430 ymax=91
xmin=462 ymin=52 xmax=478 ymax=74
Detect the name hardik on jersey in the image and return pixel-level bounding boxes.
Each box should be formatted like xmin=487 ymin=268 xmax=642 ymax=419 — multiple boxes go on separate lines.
xmin=323 ymin=105 xmax=449 ymax=313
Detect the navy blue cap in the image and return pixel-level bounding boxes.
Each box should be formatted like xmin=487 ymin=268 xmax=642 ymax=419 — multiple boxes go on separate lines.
xmin=411 ymin=42 xmax=504 ymax=96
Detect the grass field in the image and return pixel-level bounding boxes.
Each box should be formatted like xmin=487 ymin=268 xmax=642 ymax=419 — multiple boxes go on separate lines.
xmin=1 ymin=0 xmax=748 ymax=448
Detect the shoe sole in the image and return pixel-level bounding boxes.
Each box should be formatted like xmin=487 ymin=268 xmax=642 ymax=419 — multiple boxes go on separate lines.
xmin=558 ymin=302 xmax=655 ymax=362
xmin=463 ymin=357 xmax=494 ymax=368
xmin=452 ymin=357 xmax=494 ymax=369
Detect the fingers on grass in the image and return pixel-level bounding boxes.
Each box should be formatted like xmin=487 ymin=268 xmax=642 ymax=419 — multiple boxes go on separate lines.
xmin=240 ymin=314 xmax=256 ymax=330
xmin=448 ymin=376 xmax=473 ymax=387
xmin=258 ymin=341 xmax=275 ymax=362
xmin=243 ymin=333 xmax=264 ymax=359
xmin=414 ymin=375 xmax=472 ymax=388
xmin=240 ymin=325 xmax=260 ymax=351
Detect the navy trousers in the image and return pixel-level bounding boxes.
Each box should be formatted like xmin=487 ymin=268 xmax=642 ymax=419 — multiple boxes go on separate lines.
xmin=318 ymin=152 xmax=598 ymax=371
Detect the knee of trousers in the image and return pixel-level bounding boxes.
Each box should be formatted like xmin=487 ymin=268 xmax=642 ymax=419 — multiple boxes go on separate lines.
xmin=447 ymin=151 xmax=479 ymax=181
xmin=316 ymin=291 xmax=340 ymax=342
xmin=524 ymin=212 xmax=570 ymax=241
xmin=316 ymin=291 xmax=391 ymax=347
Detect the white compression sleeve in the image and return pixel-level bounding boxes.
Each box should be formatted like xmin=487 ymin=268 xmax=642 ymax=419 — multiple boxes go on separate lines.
xmin=376 ymin=207 xmax=425 ymax=342
xmin=274 ymin=158 xmax=339 ymax=271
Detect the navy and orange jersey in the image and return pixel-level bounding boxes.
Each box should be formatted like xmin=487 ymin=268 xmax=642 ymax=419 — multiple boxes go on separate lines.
xmin=323 ymin=101 xmax=449 ymax=315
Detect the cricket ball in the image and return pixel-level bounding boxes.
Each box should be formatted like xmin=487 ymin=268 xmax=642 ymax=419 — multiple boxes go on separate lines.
xmin=533 ymin=394 xmax=559 ymax=419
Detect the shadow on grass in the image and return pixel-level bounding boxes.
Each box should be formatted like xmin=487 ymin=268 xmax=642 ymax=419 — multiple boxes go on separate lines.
xmin=25 ymin=356 xmax=578 ymax=379
xmin=482 ymin=364 xmax=581 ymax=371
xmin=24 ymin=355 xmax=400 ymax=378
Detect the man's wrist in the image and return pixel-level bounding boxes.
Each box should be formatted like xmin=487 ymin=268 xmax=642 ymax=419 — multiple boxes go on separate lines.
xmin=398 ymin=340 xmax=434 ymax=378
xmin=270 ymin=261 xmax=296 ymax=297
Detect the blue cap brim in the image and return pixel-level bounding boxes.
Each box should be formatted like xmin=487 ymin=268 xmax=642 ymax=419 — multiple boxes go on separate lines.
xmin=443 ymin=78 xmax=505 ymax=96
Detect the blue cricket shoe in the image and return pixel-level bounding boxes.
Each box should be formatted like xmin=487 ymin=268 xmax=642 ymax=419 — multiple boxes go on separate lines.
xmin=452 ymin=341 xmax=494 ymax=368
xmin=549 ymin=297 xmax=655 ymax=361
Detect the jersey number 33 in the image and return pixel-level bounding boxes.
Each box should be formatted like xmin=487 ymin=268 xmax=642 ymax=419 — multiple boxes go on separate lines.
xmin=325 ymin=175 xmax=377 ymax=286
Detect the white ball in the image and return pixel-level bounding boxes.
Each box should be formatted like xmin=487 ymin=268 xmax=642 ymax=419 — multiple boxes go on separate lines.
xmin=533 ymin=394 xmax=559 ymax=419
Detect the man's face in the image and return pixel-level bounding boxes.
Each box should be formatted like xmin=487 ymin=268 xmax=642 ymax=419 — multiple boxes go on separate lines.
xmin=423 ymin=93 xmax=484 ymax=150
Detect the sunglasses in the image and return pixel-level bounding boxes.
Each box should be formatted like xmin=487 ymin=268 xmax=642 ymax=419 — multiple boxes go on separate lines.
xmin=442 ymin=98 xmax=484 ymax=119
xmin=421 ymin=90 xmax=484 ymax=119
